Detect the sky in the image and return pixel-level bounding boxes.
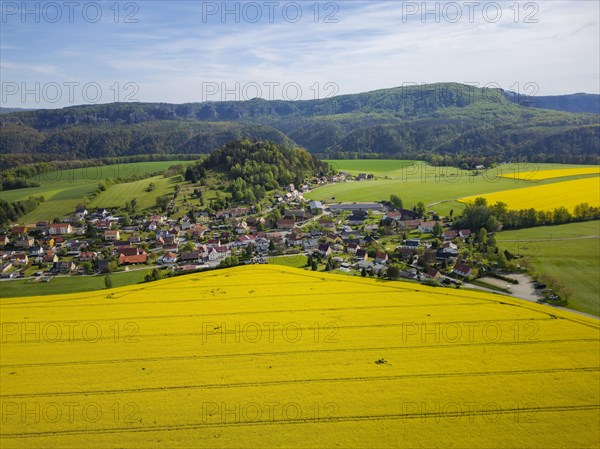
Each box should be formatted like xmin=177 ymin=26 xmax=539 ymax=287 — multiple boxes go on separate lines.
xmin=1 ymin=0 xmax=599 ymax=108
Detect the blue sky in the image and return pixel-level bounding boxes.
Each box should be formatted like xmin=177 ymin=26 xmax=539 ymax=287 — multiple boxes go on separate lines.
xmin=1 ymin=1 xmax=599 ymax=108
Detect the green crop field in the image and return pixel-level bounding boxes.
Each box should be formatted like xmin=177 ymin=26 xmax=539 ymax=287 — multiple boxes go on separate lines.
xmin=269 ymin=255 xmax=308 ymax=268
xmin=496 ymin=221 xmax=600 ymax=316
xmin=87 ymin=175 xmax=179 ymax=211
xmin=0 ymin=269 xmax=149 ymax=298
xmin=1 ymin=161 xmax=189 ymax=222
xmin=308 ymin=161 xmax=599 ymax=216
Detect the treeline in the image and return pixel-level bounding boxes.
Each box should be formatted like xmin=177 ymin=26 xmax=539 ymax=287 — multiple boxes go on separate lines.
xmin=0 ymin=120 xmax=291 ymax=160
xmin=455 ymin=198 xmax=600 ymax=232
xmin=323 ymin=122 xmax=600 ymax=165
xmin=0 ymin=196 xmax=45 ymax=226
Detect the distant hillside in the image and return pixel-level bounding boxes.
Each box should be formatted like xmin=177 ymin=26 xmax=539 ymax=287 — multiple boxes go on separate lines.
xmin=505 ymin=92 xmax=600 ymax=114
xmin=0 ymin=107 xmax=35 ymax=115
xmin=1 ymin=83 xmax=599 ymax=165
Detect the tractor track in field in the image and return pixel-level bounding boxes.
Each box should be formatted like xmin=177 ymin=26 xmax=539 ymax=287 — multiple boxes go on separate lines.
xmin=3 ymin=404 xmax=599 ymax=439
xmin=0 ymin=317 xmax=562 ymax=345
xmin=2 ymin=338 xmax=597 ymax=369
xmin=3 ymin=367 xmax=599 ymax=399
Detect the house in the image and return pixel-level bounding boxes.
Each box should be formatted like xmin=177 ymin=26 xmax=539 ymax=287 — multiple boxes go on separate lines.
xmin=117 ymin=246 xmax=144 ymax=257
xmin=424 ymin=267 xmax=442 ymax=280
xmin=400 ymin=239 xmax=421 ymax=249
xmin=384 ymin=211 xmax=402 ymax=221
xmin=160 ymin=252 xmax=178 ymax=264
xmin=36 ymin=221 xmax=49 ymax=232
xmin=207 ymin=248 xmax=223 ymax=261
xmin=206 ymin=238 xmax=221 ymax=247
xmin=0 ymin=261 xmax=13 ymax=273
xmin=188 ymin=224 xmax=208 ymax=238
xmin=42 ymin=251 xmax=58 ymax=264
xmin=95 ymin=208 xmax=109 ymax=217
xmin=287 ymin=183 xmax=295 ymax=192
xmin=318 ymin=218 xmax=335 ymax=229
xmin=78 ymin=251 xmax=98 ymax=261
xmin=459 ymin=229 xmax=472 ymax=239
xmin=442 ymin=230 xmax=458 ymax=241
xmin=129 ymin=235 xmax=142 ymax=244
xmin=10 ymin=226 xmax=30 ymax=235
xmin=75 ymin=207 xmax=88 ymax=219
xmin=318 ymin=243 xmax=332 ymax=257
xmin=357 ymin=173 xmax=373 ymax=180
xmin=397 ymin=246 xmax=418 ymax=261
xmin=398 ymin=219 xmax=421 ymax=230
xmin=276 ymin=218 xmax=295 ymax=230
xmin=12 ymin=253 xmax=29 ymax=265
xmin=355 ymin=259 xmax=374 ymax=270
xmin=53 ymin=261 xmax=77 ymax=273
xmin=452 ymin=262 xmax=472 ymax=278
xmin=347 ymin=243 xmax=360 ymax=254
xmin=364 ymin=224 xmax=379 ymax=233
xmin=118 ymin=252 xmax=149 ymax=265
xmin=309 ymin=200 xmax=324 ymax=214
xmin=398 ymin=209 xmax=419 ymax=220
xmin=355 ymin=249 xmax=368 ymax=260
xmin=0 ymin=235 xmax=9 ymax=246
xmin=230 ymin=207 xmax=250 ymax=217
xmin=441 ymin=241 xmax=459 ymax=255
xmin=94 ymin=219 xmax=110 ymax=230
xmin=234 ymin=235 xmax=256 ymax=247
xmin=348 ymin=211 xmax=368 ymax=224
xmin=418 ymin=221 xmax=440 ymax=234
xmin=284 ymin=210 xmax=307 ymax=221
xmin=104 ymin=230 xmax=120 ymax=241
xmin=180 ymin=250 xmax=204 ymax=263
xmin=375 ymin=251 xmax=388 ymax=264
xmin=14 ymin=235 xmax=34 ymax=248
xmin=302 ymin=238 xmax=319 ymax=251
xmin=29 ymin=245 xmax=45 ymax=256
xmin=235 ymin=220 xmax=249 ymax=234
xmin=49 ymin=223 xmax=73 ymax=235
xmin=148 ymin=214 xmax=166 ymax=224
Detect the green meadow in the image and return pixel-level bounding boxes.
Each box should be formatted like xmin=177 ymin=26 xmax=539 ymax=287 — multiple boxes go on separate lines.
xmin=496 ymin=221 xmax=600 ymax=316
xmin=1 ymin=161 xmax=189 ymax=222
xmin=306 ymin=160 xmax=598 ymax=216
xmin=0 ymin=269 xmax=148 ymax=298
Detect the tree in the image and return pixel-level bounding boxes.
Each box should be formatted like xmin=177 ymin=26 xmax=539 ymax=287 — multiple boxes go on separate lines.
xmin=311 ymin=259 xmax=318 ymax=271
xmin=387 ymin=265 xmax=400 ymax=280
xmin=478 ymin=227 xmax=488 ymax=244
xmin=415 ymin=202 xmax=426 ymax=217
xmin=181 ymin=241 xmax=195 ymax=253
xmin=121 ymin=213 xmax=131 ymax=227
xmin=432 ymin=221 xmax=443 ymax=238
xmin=82 ymin=262 xmax=94 ymax=275
xmin=85 ymin=222 xmax=97 ymax=238
xmin=390 ymin=195 xmax=403 ymax=209
xmin=155 ymin=195 xmax=170 ymax=212
xmin=104 ymin=275 xmax=113 ymax=289
xmin=361 ymin=267 xmax=367 ymax=277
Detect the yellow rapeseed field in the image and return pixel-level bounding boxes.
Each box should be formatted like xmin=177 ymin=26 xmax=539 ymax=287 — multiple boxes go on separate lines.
xmin=461 ymin=177 xmax=600 ymax=212
xmin=1 ymin=265 xmax=598 ymax=448
xmin=499 ymin=166 xmax=600 ymax=181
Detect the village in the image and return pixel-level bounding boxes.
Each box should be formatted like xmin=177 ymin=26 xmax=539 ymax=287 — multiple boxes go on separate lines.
xmin=0 ymin=173 xmax=484 ymax=289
